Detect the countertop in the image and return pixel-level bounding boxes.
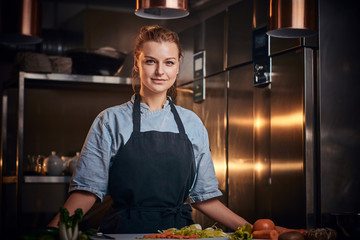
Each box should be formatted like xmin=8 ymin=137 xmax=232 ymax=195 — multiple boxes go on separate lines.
xmin=91 ymin=234 xmax=231 ymax=240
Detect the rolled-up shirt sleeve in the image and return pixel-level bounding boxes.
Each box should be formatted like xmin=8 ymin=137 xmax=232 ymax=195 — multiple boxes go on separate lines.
xmin=69 ymin=112 xmax=113 ymax=201
xmin=187 ymin=117 xmax=223 ymax=203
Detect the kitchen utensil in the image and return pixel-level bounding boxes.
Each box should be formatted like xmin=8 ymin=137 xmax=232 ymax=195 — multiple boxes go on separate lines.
xmin=43 ymin=151 xmax=67 ymax=176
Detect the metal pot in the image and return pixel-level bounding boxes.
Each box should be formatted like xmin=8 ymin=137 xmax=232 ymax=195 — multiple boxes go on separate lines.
xmin=66 ymin=47 xmax=126 ymax=76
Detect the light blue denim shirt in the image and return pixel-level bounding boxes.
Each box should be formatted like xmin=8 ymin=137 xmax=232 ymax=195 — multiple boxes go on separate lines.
xmin=69 ymin=95 xmax=222 ymax=203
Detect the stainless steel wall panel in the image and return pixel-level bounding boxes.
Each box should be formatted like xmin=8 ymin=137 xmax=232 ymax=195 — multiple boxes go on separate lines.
xmin=227 ymin=0 xmax=253 ymax=68
xmin=270 ymin=49 xmax=306 ymax=228
xmin=228 ymin=64 xmax=256 ymax=224
xmin=204 ymin=12 xmax=226 ymax=76
xmin=177 ymin=72 xmax=227 ymax=228
xmin=319 ymin=0 xmax=360 ymax=226
xmin=253 ymin=0 xmax=268 ymax=29
xmin=178 ymin=27 xmax=196 ymax=85
xmin=253 ymin=85 xmax=272 ymax=219
xmin=304 ymin=47 xmax=317 ymax=228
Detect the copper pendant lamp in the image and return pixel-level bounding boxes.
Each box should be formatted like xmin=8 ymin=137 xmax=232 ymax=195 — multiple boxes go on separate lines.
xmin=267 ymin=0 xmax=317 ymax=38
xmin=0 ymin=0 xmax=42 ymax=44
xmin=135 ymin=0 xmax=189 ymax=19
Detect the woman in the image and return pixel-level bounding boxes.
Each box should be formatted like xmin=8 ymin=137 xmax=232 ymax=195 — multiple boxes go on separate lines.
xmin=48 ymin=25 xmax=249 ymax=233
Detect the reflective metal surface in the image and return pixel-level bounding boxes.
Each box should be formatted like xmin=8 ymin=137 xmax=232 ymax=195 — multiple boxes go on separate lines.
xmin=227 ymin=0 xmax=253 ymax=68
xmin=0 ymin=0 xmax=42 ymax=44
xmin=204 ymin=12 xmax=225 ymax=76
xmin=177 ymin=72 xmax=227 ymax=228
xmin=228 ymin=64 xmax=256 ymax=224
xmin=135 ymin=0 xmax=189 ymax=19
xmin=270 ymin=49 xmax=306 ymax=227
xmin=319 ymin=0 xmax=360 ymax=226
xmin=267 ymin=0 xmax=317 ymax=38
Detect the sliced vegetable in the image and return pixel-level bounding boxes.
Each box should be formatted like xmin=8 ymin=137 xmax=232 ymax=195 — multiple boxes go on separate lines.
xmin=142 ymin=224 xmax=228 ymax=239
xmin=229 ymin=223 xmax=253 ymax=240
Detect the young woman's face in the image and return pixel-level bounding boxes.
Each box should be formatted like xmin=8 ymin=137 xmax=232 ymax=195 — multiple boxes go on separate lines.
xmin=137 ymin=41 xmax=179 ymax=96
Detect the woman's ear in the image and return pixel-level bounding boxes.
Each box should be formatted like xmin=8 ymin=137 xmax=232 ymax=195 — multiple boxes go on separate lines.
xmin=134 ymin=59 xmax=139 ymax=72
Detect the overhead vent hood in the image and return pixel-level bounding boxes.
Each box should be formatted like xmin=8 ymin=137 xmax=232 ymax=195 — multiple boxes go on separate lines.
xmin=267 ymin=0 xmax=317 ymax=38
xmin=0 ymin=0 xmax=42 ymax=44
xmin=135 ymin=0 xmax=189 ymax=19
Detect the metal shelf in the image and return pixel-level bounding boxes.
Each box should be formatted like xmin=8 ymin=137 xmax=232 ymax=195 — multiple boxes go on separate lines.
xmin=23 ymin=176 xmax=71 ymax=183
xmin=0 ymin=71 xmax=132 ymax=232
xmin=2 ymin=176 xmax=18 ymax=184
xmin=21 ymin=72 xmax=132 ymax=85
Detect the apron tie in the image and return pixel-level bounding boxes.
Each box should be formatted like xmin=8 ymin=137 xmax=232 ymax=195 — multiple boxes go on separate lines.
xmin=122 ymin=204 xmax=193 ymax=221
xmin=161 ymin=204 xmax=193 ymax=221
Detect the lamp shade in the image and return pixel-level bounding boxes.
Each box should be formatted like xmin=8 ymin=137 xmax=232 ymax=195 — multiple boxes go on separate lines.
xmin=135 ymin=0 xmax=189 ymax=19
xmin=267 ymin=0 xmax=317 ymax=38
xmin=0 ymin=0 xmax=42 ymax=44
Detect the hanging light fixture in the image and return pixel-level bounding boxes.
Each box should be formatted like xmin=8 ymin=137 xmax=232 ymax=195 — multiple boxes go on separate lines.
xmin=135 ymin=0 xmax=189 ymax=19
xmin=267 ymin=0 xmax=317 ymax=38
xmin=0 ymin=0 xmax=42 ymax=44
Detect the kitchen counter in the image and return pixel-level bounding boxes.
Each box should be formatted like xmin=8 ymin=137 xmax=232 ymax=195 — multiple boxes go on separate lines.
xmin=91 ymin=234 xmax=231 ymax=240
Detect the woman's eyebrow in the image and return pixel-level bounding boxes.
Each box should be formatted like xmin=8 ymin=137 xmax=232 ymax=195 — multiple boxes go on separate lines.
xmin=144 ymin=56 xmax=177 ymax=60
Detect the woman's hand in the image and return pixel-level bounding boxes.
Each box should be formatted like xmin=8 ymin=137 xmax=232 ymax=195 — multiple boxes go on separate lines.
xmin=191 ymin=198 xmax=251 ymax=231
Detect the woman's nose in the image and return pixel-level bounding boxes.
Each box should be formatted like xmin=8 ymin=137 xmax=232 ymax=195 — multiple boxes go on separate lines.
xmin=155 ymin=65 xmax=164 ymax=75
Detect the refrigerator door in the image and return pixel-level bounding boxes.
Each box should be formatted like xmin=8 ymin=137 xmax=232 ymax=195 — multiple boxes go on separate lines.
xmin=228 ymin=64 xmax=256 ymax=224
xmin=270 ymin=48 xmax=307 ymax=228
xmin=176 ymin=72 xmax=227 ymax=228
xmin=228 ymin=48 xmax=314 ymax=228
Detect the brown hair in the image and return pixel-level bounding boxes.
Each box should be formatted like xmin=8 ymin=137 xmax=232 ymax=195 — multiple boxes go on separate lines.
xmin=132 ymin=25 xmax=183 ymax=100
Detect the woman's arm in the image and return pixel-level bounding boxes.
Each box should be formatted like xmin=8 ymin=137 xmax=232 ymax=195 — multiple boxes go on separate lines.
xmin=47 ymin=190 xmax=97 ymax=228
xmin=191 ymin=198 xmax=251 ymax=231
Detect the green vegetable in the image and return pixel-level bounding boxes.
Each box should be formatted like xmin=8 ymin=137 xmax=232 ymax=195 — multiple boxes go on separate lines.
xmin=229 ymin=224 xmax=253 ymax=240
xmin=58 ymin=207 xmax=92 ymax=240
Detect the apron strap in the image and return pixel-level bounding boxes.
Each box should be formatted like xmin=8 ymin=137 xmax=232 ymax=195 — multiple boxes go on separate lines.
xmin=168 ymin=97 xmax=186 ymax=134
xmin=133 ymin=94 xmax=141 ymax=133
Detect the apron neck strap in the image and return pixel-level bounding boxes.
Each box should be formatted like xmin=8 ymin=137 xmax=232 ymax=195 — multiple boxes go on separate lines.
xmin=133 ymin=94 xmax=141 ymax=132
xmin=133 ymin=95 xmax=186 ymax=134
xmin=168 ymin=98 xmax=186 ymax=134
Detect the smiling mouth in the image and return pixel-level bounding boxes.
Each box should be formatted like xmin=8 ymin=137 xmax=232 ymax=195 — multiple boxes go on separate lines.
xmin=151 ymin=78 xmax=166 ymax=81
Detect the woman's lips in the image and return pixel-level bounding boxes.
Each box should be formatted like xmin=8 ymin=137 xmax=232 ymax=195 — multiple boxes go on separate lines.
xmin=151 ymin=78 xmax=167 ymax=83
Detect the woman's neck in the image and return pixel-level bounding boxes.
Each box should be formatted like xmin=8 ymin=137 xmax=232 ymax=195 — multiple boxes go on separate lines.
xmin=139 ymin=93 xmax=167 ymax=111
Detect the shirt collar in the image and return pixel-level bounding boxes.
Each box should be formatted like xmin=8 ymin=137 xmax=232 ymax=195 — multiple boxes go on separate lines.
xmin=130 ymin=94 xmax=171 ymax=112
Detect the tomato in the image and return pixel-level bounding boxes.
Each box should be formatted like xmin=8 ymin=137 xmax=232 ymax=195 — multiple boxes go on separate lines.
xmin=253 ymin=219 xmax=276 ymax=231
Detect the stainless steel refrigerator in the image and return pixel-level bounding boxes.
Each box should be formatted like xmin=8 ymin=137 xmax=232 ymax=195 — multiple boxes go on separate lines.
xmin=176 ymin=0 xmax=317 ymax=229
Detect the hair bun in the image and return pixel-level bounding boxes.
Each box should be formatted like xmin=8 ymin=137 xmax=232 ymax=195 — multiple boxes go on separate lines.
xmin=140 ymin=25 xmax=160 ymax=33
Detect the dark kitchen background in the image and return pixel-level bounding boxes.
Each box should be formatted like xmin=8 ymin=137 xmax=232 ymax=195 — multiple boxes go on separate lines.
xmin=0 ymin=0 xmax=359 ymax=239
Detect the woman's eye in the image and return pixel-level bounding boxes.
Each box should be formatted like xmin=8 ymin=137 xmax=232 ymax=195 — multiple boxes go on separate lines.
xmin=145 ymin=59 xmax=155 ymax=64
xmin=166 ymin=61 xmax=175 ymax=65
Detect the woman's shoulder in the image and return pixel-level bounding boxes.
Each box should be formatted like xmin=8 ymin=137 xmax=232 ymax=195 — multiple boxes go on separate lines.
xmin=96 ymin=100 xmax=133 ymax=122
xmin=174 ymin=105 xmax=201 ymax=120
xmin=174 ymin=105 xmax=205 ymax=130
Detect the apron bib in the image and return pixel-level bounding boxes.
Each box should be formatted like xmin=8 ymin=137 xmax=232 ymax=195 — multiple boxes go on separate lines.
xmin=100 ymin=95 xmax=196 ymax=233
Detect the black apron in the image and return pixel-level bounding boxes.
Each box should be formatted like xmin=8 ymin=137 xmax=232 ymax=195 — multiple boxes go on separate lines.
xmin=100 ymin=95 xmax=196 ymax=233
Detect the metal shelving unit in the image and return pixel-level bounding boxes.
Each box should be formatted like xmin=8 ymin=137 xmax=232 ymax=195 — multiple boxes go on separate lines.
xmin=0 ymin=71 xmax=132 ymax=233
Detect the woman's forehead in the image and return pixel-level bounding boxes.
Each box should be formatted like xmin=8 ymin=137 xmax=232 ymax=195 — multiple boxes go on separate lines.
xmin=140 ymin=41 xmax=179 ymax=59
